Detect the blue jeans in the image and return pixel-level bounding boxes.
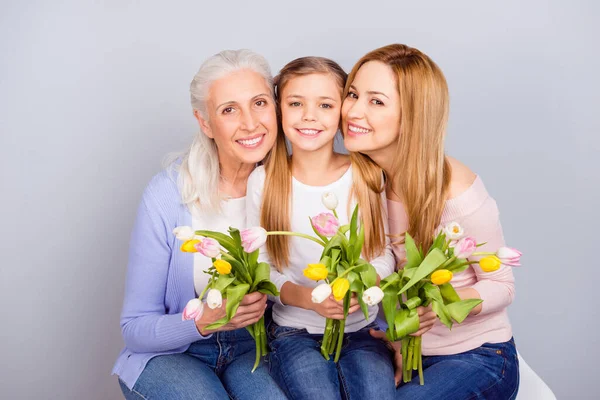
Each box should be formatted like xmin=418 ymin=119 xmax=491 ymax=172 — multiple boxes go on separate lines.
xmin=395 ymin=338 xmax=520 ymax=400
xmin=118 ymin=328 xmax=287 ymax=400
xmin=268 ymin=321 xmax=396 ymax=400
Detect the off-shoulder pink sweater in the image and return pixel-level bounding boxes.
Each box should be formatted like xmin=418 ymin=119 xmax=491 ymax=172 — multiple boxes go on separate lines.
xmin=387 ymin=176 xmax=515 ymax=355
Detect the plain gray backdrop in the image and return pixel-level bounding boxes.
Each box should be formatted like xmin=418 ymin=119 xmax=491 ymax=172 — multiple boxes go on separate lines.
xmin=1 ymin=0 xmax=597 ymax=399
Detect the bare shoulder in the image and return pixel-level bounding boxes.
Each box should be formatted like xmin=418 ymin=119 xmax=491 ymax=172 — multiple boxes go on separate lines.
xmin=447 ymin=156 xmax=477 ymax=199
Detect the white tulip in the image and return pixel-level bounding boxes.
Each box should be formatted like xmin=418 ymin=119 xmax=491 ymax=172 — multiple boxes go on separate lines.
xmin=173 ymin=226 xmax=195 ymax=241
xmin=206 ymin=289 xmax=223 ymax=309
xmin=362 ymin=286 xmax=384 ymax=306
xmin=311 ymin=283 xmax=332 ymax=304
xmin=321 ymin=192 xmax=339 ymax=211
xmin=443 ymin=222 xmax=464 ymax=240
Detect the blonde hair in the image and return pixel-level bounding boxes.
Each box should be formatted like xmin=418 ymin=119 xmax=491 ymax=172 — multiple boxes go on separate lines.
xmin=344 ymin=44 xmax=451 ymax=251
xmin=166 ymin=49 xmax=274 ymax=214
xmin=262 ymin=56 xmax=386 ymax=270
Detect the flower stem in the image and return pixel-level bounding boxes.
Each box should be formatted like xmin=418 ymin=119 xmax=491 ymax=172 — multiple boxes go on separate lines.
xmin=251 ymin=322 xmax=261 ymax=373
xmin=267 ymin=231 xmax=326 ymax=247
xmin=333 ymin=209 xmax=339 ymax=219
xmin=329 ymin=265 xmax=362 ymax=285
xmin=334 ymin=317 xmax=346 ymax=363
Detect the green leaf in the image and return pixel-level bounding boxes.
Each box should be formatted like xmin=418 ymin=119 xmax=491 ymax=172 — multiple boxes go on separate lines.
xmin=427 ymin=232 xmax=446 ymax=254
xmin=221 ymin=253 xmax=251 ymax=284
xmin=257 ymin=281 xmax=279 ymax=296
xmin=338 ymin=224 xmax=350 ymax=235
xmin=431 ymin=300 xmax=452 ymax=329
xmin=247 ymin=248 xmax=259 ymax=271
xmin=347 ymin=271 xmax=360 ymax=287
xmin=330 ymin=248 xmax=341 ymax=265
xmin=360 ymin=265 xmax=377 ymax=288
xmin=439 ymin=283 xmax=461 ymax=304
xmin=225 ymin=283 xmax=250 ymax=320
xmin=203 ymin=316 xmax=229 ymax=330
xmin=253 ymin=262 xmax=271 ymax=288
xmin=357 ymin=287 xmax=369 ymax=320
xmin=394 ymin=308 xmax=420 ymax=338
xmin=403 ymin=296 xmax=422 ymax=310
xmin=319 ymin=255 xmax=332 ymax=269
xmin=398 ymin=248 xmax=448 ymax=295
xmin=382 ymin=285 xmax=398 ymax=340
xmin=423 ymin=282 xmax=443 ymax=304
xmin=404 ymin=233 xmax=423 ymax=269
xmin=213 ymin=274 xmax=236 ymax=292
xmin=446 ymin=299 xmax=483 ymax=323
xmin=381 ymin=272 xmax=400 ymax=287
xmin=228 ymin=227 xmax=242 ymax=247
xmin=350 ymin=204 xmax=359 ymax=246
xmin=353 ymin=224 xmax=365 ymax=262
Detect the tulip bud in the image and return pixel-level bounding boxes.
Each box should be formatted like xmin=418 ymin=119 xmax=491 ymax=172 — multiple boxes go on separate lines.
xmin=310 ymin=212 xmax=339 ymax=237
xmin=431 ymin=269 xmax=453 ymax=285
xmin=443 ymin=222 xmax=464 ymax=240
xmin=240 ymin=227 xmax=268 ymax=253
xmin=496 ymin=247 xmax=522 ymax=266
xmin=479 ymin=256 xmax=502 ymax=272
xmin=213 ymin=259 xmax=232 ymax=275
xmin=311 ymin=283 xmax=332 ymax=304
xmin=303 ymin=263 xmax=329 ymax=281
xmin=182 ymin=298 xmax=204 ymax=321
xmin=362 ymin=286 xmax=384 ymax=306
xmin=181 ymin=239 xmax=201 ymax=253
xmin=206 ymin=289 xmax=223 ymax=309
xmin=173 ymin=226 xmax=196 ymax=241
xmin=321 ymin=192 xmax=339 ymax=211
xmin=195 ymin=238 xmax=220 ymax=258
xmin=331 ymin=278 xmax=350 ymax=301
xmin=453 ymin=237 xmax=477 ymax=259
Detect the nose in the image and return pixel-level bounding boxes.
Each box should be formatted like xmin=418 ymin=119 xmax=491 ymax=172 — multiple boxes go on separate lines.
xmin=240 ymin=109 xmax=260 ymax=132
xmin=302 ymin=104 xmax=317 ymax=122
xmin=345 ymin=98 xmax=364 ymax=120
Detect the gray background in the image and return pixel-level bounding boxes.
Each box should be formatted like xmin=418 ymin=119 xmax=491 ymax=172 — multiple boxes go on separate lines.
xmin=1 ymin=0 xmax=597 ymax=399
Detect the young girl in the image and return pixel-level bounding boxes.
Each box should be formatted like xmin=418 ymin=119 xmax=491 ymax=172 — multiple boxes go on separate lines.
xmin=342 ymin=44 xmax=519 ymax=399
xmin=246 ymin=57 xmax=396 ymax=400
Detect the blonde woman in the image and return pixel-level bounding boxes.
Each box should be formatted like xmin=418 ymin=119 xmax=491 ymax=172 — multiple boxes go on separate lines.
xmin=342 ymin=44 xmax=519 ymax=399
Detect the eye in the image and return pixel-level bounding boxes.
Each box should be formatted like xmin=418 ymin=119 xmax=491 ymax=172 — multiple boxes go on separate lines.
xmin=255 ymin=99 xmax=267 ymax=107
xmin=370 ymin=98 xmax=384 ymax=106
xmin=289 ymin=101 xmax=301 ymax=107
xmin=320 ymin=103 xmax=333 ymax=109
xmin=347 ymin=91 xmax=358 ymax=99
xmin=222 ymin=107 xmax=235 ymax=114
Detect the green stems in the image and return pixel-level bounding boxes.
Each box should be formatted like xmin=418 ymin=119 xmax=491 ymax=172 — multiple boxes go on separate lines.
xmin=267 ymin=231 xmax=327 ymax=247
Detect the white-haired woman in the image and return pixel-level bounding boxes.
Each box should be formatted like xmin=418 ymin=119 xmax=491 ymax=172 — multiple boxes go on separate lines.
xmin=112 ymin=50 xmax=285 ymax=399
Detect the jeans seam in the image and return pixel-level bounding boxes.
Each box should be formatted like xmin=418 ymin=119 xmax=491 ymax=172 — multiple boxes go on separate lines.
xmin=130 ymin=388 xmax=148 ymax=400
xmin=464 ymin=352 xmax=508 ymax=400
xmin=336 ymin=362 xmax=351 ymax=400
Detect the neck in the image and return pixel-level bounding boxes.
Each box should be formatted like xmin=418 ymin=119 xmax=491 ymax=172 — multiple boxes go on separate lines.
xmin=290 ymin=143 xmax=337 ymax=184
xmin=364 ymin=145 xmax=401 ymax=199
xmin=219 ymin=156 xmax=254 ymax=198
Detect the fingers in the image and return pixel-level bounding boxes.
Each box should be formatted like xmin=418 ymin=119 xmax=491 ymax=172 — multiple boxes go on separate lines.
xmin=369 ymin=328 xmax=388 ymax=341
xmin=240 ymin=292 xmax=267 ymax=306
xmin=347 ymin=304 xmax=361 ymax=314
xmin=393 ymin=352 xmax=403 ymax=387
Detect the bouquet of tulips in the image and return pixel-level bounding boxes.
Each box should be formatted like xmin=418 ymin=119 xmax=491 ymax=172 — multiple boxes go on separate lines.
xmin=174 ymin=226 xmax=279 ymax=372
xmin=301 ymin=193 xmax=384 ymax=362
xmin=378 ymin=222 xmax=521 ymax=385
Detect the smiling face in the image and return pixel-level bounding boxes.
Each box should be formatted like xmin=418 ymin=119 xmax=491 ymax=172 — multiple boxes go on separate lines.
xmin=341 ymin=61 xmax=401 ymax=156
xmin=280 ymin=73 xmax=342 ymax=154
xmin=196 ymin=69 xmax=277 ymax=165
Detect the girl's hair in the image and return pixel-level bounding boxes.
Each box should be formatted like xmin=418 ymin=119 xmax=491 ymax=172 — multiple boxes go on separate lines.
xmin=262 ymin=56 xmax=386 ymax=270
xmin=343 ymin=44 xmax=451 ymax=251
xmin=166 ymin=49 xmax=274 ymax=214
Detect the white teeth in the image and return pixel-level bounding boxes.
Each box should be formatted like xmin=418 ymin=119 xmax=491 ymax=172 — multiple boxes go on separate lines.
xmin=237 ymin=136 xmax=263 ymax=146
xmin=298 ymin=129 xmax=320 ymax=135
xmin=348 ymin=125 xmax=371 ymax=134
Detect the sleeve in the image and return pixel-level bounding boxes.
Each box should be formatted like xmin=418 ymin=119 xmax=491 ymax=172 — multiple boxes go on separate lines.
xmin=466 ymin=198 xmax=516 ymax=316
xmin=246 ymin=168 xmax=290 ymax=305
xmin=119 ymin=185 xmax=208 ymax=354
xmin=368 ymin=189 xmax=396 ymax=279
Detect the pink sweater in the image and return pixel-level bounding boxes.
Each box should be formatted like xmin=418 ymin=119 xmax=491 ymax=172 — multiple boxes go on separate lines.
xmin=387 ymin=176 xmax=515 ymax=355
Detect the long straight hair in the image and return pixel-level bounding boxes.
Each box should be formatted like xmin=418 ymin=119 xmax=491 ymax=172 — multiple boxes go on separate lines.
xmin=344 ymin=44 xmax=451 ymax=251
xmin=262 ymin=56 xmax=386 ymax=270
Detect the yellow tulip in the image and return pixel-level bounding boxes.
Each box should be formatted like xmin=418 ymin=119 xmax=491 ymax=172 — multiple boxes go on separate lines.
xmin=479 ymin=256 xmax=501 ymax=272
xmin=431 ymin=269 xmax=453 ymax=285
xmin=303 ymin=263 xmax=329 ymax=281
xmin=213 ymin=259 xmax=232 ymax=275
xmin=331 ymin=278 xmax=350 ymax=301
xmin=181 ymin=239 xmax=200 ymax=253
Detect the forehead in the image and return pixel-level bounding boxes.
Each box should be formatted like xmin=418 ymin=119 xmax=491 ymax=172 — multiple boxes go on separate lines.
xmin=352 ymin=61 xmax=397 ymax=93
xmin=208 ymin=69 xmax=271 ymax=104
xmin=282 ymin=73 xmax=342 ymax=99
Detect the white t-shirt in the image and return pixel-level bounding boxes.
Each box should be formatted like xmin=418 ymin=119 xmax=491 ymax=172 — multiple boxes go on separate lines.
xmin=246 ymin=165 xmax=395 ymax=334
xmin=192 ymin=197 xmax=246 ymax=296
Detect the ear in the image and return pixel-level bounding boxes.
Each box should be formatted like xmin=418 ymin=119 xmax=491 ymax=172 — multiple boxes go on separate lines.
xmin=194 ymin=109 xmax=214 ymax=139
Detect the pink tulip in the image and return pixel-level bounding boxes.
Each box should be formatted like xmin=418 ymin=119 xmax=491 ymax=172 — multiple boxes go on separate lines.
xmin=182 ymin=298 xmax=204 ymax=321
xmin=240 ymin=227 xmax=268 ymax=253
xmin=311 ymin=212 xmax=339 ymax=237
xmin=497 ymin=247 xmax=522 ymax=266
xmin=454 ymin=237 xmax=477 ymax=259
xmin=194 ymin=238 xmax=220 ymax=258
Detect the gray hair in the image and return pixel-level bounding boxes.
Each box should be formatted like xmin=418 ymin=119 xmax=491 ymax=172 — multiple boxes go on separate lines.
xmin=166 ymin=49 xmax=274 ymax=215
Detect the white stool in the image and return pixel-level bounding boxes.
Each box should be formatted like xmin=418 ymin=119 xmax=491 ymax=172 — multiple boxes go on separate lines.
xmin=515 ymin=352 xmax=556 ymax=400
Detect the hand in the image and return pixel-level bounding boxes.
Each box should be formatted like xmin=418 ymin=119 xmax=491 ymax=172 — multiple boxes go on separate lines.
xmin=196 ymin=292 xmax=267 ymax=335
xmin=410 ymin=305 xmax=436 ymax=337
xmin=370 ymin=329 xmax=403 ymax=387
xmin=311 ymin=295 xmax=345 ymax=319
xmin=346 ymin=293 xmax=361 ymax=315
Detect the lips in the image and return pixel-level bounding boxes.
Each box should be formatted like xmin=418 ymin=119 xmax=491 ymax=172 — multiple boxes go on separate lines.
xmin=236 ymin=134 xmax=265 ymax=148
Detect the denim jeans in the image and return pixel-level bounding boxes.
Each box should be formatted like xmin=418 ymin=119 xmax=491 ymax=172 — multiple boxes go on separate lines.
xmin=395 ymin=338 xmax=520 ymax=400
xmin=118 ymin=328 xmax=287 ymax=400
xmin=268 ymin=321 xmax=396 ymax=400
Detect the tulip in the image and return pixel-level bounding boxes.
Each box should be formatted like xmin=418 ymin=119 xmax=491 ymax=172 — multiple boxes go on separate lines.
xmin=173 ymin=226 xmax=195 ymax=241
xmin=195 ymin=237 xmax=220 ymax=258
xmin=331 ymin=278 xmax=350 ymax=301
xmin=321 ymin=192 xmax=339 ymax=211
xmin=182 ymin=298 xmax=204 ymax=321
xmin=206 ymin=289 xmax=223 ymax=309
xmin=362 ymin=286 xmax=384 ymax=306
xmin=303 ymin=263 xmax=329 ymax=281
xmin=496 ymin=247 xmax=522 ymax=266
xmin=431 ymin=269 xmax=453 ymax=285
xmin=181 ymin=239 xmax=201 ymax=253
xmin=310 ymin=212 xmax=339 ymax=237
xmin=479 ymin=256 xmax=502 ymax=272
xmin=240 ymin=227 xmax=268 ymax=253
xmin=443 ymin=222 xmax=464 ymax=240
xmin=453 ymin=237 xmax=477 ymax=259
xmin=213 ymin=259 xmax=232 ymax=275
xmin=311 ymin=283 xmax=332 ymax=304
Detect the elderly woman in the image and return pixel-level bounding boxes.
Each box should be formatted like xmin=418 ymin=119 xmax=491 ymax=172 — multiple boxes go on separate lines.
xmin=112 ymin=50 xmax=286 ymax=399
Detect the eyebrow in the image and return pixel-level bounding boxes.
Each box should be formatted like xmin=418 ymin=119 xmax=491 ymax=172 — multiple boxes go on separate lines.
xmin=216 ymin=93 xmax=270 ymax=109
xmin=349 ymin=85 xmax=390 ymax=99
xmin=286 ymin=94 xmax=338 ymax=102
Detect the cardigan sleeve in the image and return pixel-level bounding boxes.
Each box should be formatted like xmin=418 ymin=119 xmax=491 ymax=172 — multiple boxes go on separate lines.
xmin=119 ymin=184 xmax=207 ymax=353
